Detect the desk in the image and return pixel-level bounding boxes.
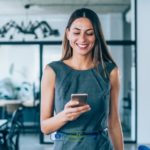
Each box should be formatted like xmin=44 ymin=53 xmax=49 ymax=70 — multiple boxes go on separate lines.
xmin=0 ymin=99 xmax=39 ymax=107
xmin=0 ymin=100 xmax=23 ymax=118
xmin=0 ymin=100 xmax=22 ymax=107
xmin=0 ymin=99 xmax=40 ymax=119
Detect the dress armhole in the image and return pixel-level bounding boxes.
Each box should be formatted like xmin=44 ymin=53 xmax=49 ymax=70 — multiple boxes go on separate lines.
xmin=47 ymin=62 xmax=57 ymax=76
xmin=106 ymin=62 xmax=117 ymax=76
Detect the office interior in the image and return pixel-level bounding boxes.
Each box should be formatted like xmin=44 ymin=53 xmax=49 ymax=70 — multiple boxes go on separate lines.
xmin=0 ymin=0 xmax=150 ymax=150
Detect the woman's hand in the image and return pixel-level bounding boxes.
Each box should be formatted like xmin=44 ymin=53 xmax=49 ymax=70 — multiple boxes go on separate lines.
xmin=61 ymin=100 xmax=91 ymax=121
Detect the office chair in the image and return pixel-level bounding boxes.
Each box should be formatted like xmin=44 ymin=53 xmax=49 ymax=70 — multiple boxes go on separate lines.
xmin=1 ymin=107 xmax=23 ymax=150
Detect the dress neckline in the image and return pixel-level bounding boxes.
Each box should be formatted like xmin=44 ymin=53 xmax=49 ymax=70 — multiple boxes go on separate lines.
xmin=60 ymin=60 xmax=97 ymax=72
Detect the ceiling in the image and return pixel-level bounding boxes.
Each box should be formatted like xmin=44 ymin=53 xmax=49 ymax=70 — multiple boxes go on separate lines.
xmin=0 ymin=0 xmax=130 ymax=15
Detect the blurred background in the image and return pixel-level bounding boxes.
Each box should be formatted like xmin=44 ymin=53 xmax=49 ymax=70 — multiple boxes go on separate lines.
xmin=0 ymin=0 xmax=149 ymax=150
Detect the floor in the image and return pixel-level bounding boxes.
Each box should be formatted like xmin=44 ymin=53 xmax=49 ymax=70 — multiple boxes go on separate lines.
xmin=19 ymin=133 xmax=148 ymax=150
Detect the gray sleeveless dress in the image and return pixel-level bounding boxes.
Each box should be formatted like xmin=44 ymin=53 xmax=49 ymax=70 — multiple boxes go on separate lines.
xmin=48 ymin=60 xmax=116 ymax=150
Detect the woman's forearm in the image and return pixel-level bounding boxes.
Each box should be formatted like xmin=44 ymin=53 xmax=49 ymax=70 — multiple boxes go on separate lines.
xmin=41 ymin=111 xmax=68 ymax=134
xmin=109 ymin=123 xmax=124 ymax=150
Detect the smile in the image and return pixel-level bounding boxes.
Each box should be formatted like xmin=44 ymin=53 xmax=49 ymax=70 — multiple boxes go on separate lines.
xmin=77 ymin=44 xmax=88 ymax=49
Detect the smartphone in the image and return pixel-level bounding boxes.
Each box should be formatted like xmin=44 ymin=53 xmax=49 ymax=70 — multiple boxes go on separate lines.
xmin=71 ymin=93 xmax=88 ymax=107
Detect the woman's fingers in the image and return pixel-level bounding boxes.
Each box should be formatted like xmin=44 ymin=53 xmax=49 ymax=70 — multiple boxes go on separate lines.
xmin=66 ymin=104 xmax=90 ymax=113
xmin=67 ymin=107 xmax=91 ymax=117
xmin=74 ymin=105 xmax=90 ymax=113
xmin=66 ymin=106 xmax=91 ymax=121
xmin=63 ymin=100 xmax=91 ymax=121
xmin=65 ymin=100 xmax=79 ymax=108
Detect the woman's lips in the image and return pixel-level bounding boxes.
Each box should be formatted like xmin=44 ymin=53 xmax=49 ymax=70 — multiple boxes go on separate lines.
xmin=76 ymin=43 xmax=88 ymax=49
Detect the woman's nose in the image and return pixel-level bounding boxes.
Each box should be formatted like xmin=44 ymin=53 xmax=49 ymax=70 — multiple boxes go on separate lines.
xmin=79 ymin=33 xmax=86 ymax=42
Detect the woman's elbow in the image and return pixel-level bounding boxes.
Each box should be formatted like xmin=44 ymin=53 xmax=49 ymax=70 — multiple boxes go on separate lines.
xmin=40 ymin=121 xmax=52 ymax=135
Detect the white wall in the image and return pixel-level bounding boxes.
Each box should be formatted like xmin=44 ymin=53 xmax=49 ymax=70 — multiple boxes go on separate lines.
xmin=0 ymin=14 xmax=68 ymax=41
xmin=0 ymin=14 xmax=120 ymax=42
xmin=137 ymin=0 xmax=150 ymax=144
xmin=0 ymin=45 xmax=39 ymax=83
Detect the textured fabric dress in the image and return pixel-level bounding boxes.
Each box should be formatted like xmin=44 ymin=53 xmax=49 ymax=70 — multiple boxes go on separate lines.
xmin=48 ymin=60 xmax=116 ymax=150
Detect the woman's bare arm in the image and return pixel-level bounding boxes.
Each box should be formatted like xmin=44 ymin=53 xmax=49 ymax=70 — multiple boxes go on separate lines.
xmin=108 ymin=68 xmax=124 ymax=150
xmin=40 ymin=65 xmax=67 ymax=134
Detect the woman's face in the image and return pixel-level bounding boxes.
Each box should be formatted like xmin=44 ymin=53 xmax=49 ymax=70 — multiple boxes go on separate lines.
xmin=67 ymin=17 xmax=95 ymax=56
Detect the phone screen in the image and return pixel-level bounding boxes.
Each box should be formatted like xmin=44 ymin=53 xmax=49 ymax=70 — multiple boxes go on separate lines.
xmin=71 ymin=93 xmax=88 ymax=107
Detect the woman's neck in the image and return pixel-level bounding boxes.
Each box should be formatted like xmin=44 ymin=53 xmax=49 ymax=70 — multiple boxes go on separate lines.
xmin=69 ymin=56 xmax=94 ymax=70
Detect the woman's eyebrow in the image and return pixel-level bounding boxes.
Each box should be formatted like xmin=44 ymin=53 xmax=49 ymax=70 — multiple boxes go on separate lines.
xmin=73 ymin=27 xmax=94 ymax=31
xmin=72 ymin=27 xmax=80 ymax=30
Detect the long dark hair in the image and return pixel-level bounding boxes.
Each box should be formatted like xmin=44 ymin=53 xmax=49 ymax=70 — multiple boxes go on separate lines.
xmin=61 ymin=8 xmax=116 ymax=75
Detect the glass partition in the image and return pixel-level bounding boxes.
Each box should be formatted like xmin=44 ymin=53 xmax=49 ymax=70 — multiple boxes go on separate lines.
xmin=0 ymin=45 xmax=40 ymax=123
xmin=42 ymin=45 xmax=62 ymax=69
xmin=109 ymin=45 xmax=136 ymax=141
xmin=0 ymin=45 xmax=39 ymax=83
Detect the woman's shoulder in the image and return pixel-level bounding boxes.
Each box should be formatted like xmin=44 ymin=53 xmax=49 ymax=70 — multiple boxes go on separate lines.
xmin=46 ymin=60 xmax=62 ymax=73
xmin=47 ymin=60 xmax=71 ymax=76
xmin=47 ymin=60 xmax=61 ymax=68
xmin=104 ymin=61 xmax=118 ymax=75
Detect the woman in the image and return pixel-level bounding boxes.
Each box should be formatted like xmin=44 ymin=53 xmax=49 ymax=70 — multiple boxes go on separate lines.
xmin=40 ymin=8 xmax=124 ymax=150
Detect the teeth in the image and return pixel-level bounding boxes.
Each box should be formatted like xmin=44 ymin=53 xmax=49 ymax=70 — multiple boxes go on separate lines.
xmin=78 ymin=44 xmax=88 ymax=48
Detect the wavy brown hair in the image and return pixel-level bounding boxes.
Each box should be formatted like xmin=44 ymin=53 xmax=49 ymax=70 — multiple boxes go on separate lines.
xmin=61 ymin=8 xmax=116 ymax=75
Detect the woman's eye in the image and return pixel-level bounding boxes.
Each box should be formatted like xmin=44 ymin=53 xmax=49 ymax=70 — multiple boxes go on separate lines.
xmin=73 ymin=32 xmax=80 ymax=35
xmin=86 ymin=32 xmax=94 ymax=36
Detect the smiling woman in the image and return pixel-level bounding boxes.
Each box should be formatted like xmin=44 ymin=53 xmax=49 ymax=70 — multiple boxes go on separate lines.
xmin=40 ymin=8 xmax=124 ymax=150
